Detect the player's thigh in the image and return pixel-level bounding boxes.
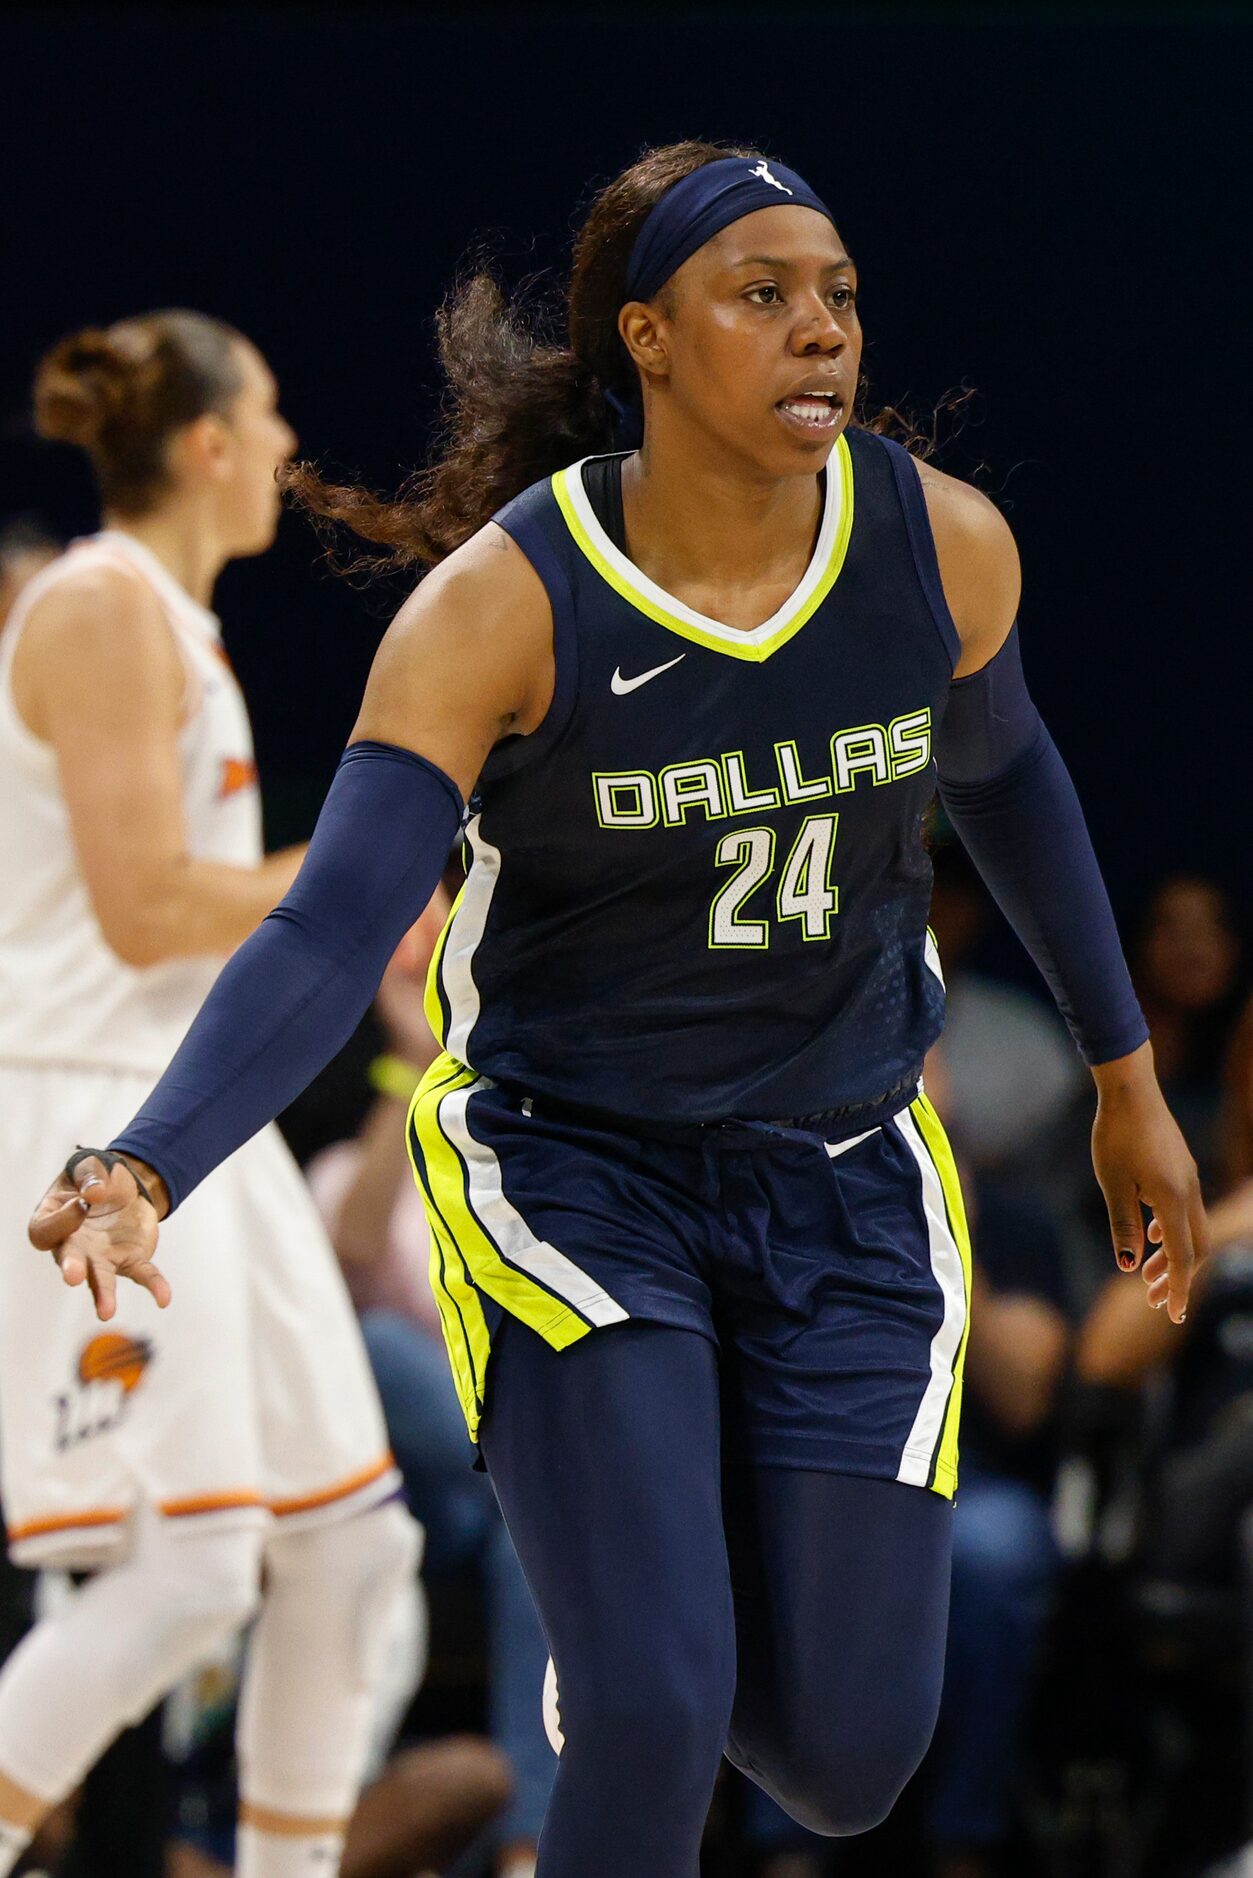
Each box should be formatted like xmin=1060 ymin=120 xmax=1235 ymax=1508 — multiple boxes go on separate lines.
xmin=480 ymin=1319 xmax=735 ymax=1724
xmin=720 ymin=1099 xmax=971 ymax=1497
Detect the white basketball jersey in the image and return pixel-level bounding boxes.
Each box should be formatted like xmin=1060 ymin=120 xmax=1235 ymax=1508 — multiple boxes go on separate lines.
xmin=0 ymin=530 xmax=263 ymax=1074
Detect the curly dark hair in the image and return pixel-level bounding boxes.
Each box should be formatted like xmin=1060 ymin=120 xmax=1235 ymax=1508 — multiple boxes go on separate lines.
xmin=284 ymin=139 xmax=928 ymax=573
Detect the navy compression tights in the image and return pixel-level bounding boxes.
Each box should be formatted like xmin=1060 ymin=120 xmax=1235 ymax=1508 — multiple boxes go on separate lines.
xmin=480 ymin=1320 xmax=953 ymax=1878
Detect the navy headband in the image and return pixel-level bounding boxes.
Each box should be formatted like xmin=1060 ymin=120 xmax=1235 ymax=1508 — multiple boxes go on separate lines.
xmin=624 ymin=155 xmax=834 ymax=305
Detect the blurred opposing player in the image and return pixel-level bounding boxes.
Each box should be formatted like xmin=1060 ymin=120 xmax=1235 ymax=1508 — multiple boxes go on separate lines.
xmin=0 ymin=312 xmax=416 ymax=1877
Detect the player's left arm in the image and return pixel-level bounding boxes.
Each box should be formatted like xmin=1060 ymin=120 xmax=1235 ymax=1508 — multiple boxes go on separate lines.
xmin=921 ymin=464 xmax=1206 ymax=1324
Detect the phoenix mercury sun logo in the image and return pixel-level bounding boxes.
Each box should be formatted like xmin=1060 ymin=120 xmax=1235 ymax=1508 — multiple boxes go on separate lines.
xmin=53 ymin=1333 xmax=154 ymax=1451
xmin=749 ymin=160 xmax=793 ymax=196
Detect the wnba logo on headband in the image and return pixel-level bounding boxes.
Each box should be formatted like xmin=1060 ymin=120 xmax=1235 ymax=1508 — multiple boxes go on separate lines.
xmin=749 ymin=160 xmax=794 ymax=196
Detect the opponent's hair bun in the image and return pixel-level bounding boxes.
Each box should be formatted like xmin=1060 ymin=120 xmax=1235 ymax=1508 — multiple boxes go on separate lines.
xmin=29 ymin=311 xmax=246 ymax=515
xmin=33 ymin=325 xmax=156 ymax=450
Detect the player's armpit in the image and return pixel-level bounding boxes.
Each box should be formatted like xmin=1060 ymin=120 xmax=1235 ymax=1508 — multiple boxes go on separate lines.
xmin=351 ymin=522 xmax=557 ymax=800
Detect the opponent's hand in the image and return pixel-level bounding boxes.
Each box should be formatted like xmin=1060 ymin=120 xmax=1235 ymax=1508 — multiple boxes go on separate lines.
xmin=28 ymin=1155 xmax=171 ymax=1322
xmin=1090 ymin=1046 xmax=1207 ymax=1325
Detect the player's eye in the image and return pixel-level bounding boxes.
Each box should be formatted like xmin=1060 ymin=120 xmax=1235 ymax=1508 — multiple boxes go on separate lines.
xmin=745 ymin=282 xmax=783 ymax=306
xmin=830 ymin=285 xmax=857 ymax=311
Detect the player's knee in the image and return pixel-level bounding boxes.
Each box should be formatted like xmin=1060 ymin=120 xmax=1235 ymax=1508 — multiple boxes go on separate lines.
xmin=737 ymin=1715 xmax=934 ymax=1840
xmin=120 ymin=1527 xmax=262 ymax=1716
xmin=262 ymin=1499 xmax=422 ymax=1694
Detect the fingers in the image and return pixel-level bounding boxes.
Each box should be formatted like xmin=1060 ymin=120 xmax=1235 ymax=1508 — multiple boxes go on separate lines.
xmin=29 ymin=1189 xmax=89 ymax=1251
xmin=57 ymin=1247 xmax=88 ymax=1289
xmin=73 ymin=1161 xmax=141 ymax=1215
xmin=68 ymin=1153 xmax=112 ymax=1203
xmin=86 ymin=1255 xmax=118 ymax=1324
xmin=30 ymin=1157 xmax=168 ymax=1317
xmin=1141 ymin=1246 xmax=1169 ymax=1310
xmin=1148 ymin=1191 xmax=1195 ymax=1325
xmin=130 ymin=1261 xmax=172 ymax=1311
xmin=30 ymin=1163 xmax=137 ymax=1249
xmin=1143 ymin=1192 xmax=1212 ymax=1317
xmin=1105 ymin=1186 xmax=1145 ymax=1273
xmin=1190 ymin=1189 xmax=1212 ymax=1270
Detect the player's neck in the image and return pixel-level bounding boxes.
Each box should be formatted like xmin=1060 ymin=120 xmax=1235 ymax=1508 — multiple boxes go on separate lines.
xmin=103 ymin=502 xmax=228 ymax=608
xmin=623 ymin=429 xmax=822 ymax=602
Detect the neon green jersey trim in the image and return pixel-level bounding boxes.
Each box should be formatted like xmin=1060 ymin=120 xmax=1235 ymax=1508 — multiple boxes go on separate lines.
xmin=551 ymin=433 xmax=855 ymax=664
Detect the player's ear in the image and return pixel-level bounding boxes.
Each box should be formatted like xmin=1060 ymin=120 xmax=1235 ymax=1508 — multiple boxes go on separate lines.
xmin=618 ymin=302 xmax=671 ymax=385
xmin=171 ymin=412 xmax=234 ymax=486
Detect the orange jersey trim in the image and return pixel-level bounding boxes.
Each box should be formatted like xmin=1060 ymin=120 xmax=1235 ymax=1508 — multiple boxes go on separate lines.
xmin=9 ymin=1456 xmax=394 ymax=1544
xmin=269 ymin=1453 xmax=395 ymax=1519
xmin=8 ymin=1506 xmax=127 ymax=1543
xmin=160 ymin=1489 xmax=265 ymax=1520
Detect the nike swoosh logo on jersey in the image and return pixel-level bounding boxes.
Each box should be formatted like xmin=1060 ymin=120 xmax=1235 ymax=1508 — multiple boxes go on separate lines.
xmin=611 ymin=655 xmax=686 ymax=695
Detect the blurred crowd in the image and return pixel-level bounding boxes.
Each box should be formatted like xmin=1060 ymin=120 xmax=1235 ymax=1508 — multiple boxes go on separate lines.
xmin=3 ymin=520 xmax=1252 ymax=1878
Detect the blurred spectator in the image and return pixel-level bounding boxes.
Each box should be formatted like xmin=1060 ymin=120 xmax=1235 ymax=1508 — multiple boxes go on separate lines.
xmin=1132 ymin=873 xmax=1245 ymax=1194
xmin=0 ymin=519 xmax=59 ymax=633
xmin=926 ymin=1165 xmax=1072 ymax=1878
xmin=306 ymin=913 xmax=554 ymax=1878
xmin=927 ymin=843 xmax=1084 ymax=1172
xmin=1078 ymin=989 xmax=1253 ymax=1876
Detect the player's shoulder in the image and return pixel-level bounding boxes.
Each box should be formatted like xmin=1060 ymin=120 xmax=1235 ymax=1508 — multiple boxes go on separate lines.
xmin=400 ymin=519 xmax=552 ymax=636
xmin=376 ymin=521 xmax=554 ymax=713
xmin=914 ymin=461 xmax=1021 ymax=652
xmin=10 ymin=555 xmax=184 ymax=740
xmin=915 ymin=460 xmax=1017 ymax=566
xmin=19 ymin=554 xmax=168 ymax=647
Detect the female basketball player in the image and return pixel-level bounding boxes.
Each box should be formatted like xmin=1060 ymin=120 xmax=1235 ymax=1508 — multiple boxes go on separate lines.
xmin=0 ymin=312 xmax=418 ymax=1878
xmin=30 ymin=149 xmax=1206 ymax=1878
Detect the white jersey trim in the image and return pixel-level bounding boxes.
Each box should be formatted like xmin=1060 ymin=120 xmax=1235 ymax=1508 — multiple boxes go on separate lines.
xmin=440 ymin=1077 xmax=629 ymax=1328
xmin=558 ymin=448 xmax=842 ymax=650
xmin=441 ymin=814 xmax=500 ymax=1063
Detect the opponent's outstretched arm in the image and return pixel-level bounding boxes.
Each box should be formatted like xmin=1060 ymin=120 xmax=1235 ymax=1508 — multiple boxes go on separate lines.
xmin=922 ymin=465 xmax=1206 ymax=1325
xmin=29 ymin=528 xmax=556 ymax=1320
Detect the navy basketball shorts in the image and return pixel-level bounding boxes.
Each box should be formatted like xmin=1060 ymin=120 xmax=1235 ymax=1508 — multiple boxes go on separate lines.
xmin=408 ymin=1051 xmax=972 ymax=1499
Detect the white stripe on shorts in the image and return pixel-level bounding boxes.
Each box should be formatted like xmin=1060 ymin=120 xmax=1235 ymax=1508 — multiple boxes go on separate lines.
xmin=892 ymin=1104 xmax=968 ymax=1489
xmin=438 ymin=1079 xmax=630 ymax=1328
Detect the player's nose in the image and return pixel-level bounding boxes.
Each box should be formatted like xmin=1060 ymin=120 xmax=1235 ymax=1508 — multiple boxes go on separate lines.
xmin=792 ymin=296 xmax=845 ymax=356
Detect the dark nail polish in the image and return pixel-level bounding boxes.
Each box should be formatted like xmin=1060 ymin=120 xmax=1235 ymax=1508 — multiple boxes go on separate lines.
xmin=1118 ymin=1251 xmax=1137 ymax=1271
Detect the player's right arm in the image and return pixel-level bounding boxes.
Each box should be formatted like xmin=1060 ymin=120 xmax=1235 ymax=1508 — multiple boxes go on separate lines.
xmin=28 ymin=530 xmax=555 ymax=1317
xmin=12 ymin=566 xmax=305 ymax=964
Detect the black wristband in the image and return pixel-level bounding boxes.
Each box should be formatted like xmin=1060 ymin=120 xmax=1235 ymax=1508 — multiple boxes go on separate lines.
xmin=65 ymin=1146 xmax=157 ymax=1212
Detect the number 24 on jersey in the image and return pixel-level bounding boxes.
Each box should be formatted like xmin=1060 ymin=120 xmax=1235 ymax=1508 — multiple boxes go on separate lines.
xmin=710 ymin=814 xmax=839 ymax=949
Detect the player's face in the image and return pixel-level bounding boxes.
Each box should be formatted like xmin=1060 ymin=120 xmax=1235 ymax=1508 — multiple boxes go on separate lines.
xmin=654 ymin=206 xmax=861 ymax=477
xmin=215 ymin=344 xmax=298 ymax=555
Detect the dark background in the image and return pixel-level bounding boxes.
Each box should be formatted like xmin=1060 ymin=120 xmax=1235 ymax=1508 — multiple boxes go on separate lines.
xmin=3 ymin=1 xmax=1250 ymax=918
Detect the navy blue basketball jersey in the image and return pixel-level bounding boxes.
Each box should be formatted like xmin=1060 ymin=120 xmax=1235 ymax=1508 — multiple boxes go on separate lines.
xmin=424 ymin=426 xmax=959 ymax=1133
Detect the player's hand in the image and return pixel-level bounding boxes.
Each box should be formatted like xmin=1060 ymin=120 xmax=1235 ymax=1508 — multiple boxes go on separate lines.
xmin=28 ymin=1154 xmax=171 ymax=1322
xmin=1090 ymin=1045 xmax=1207 ymax=1325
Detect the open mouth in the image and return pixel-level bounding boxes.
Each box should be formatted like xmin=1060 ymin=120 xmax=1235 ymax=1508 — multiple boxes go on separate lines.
xmin=775 ymin=390 xmax=844 ymax=434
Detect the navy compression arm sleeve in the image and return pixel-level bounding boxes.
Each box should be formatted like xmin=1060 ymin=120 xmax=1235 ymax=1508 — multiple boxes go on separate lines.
xmin=111 ymin=741 xmax=463 ymax=1211
xmin=935 ymin=627 xmax=1148 ymax=1066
